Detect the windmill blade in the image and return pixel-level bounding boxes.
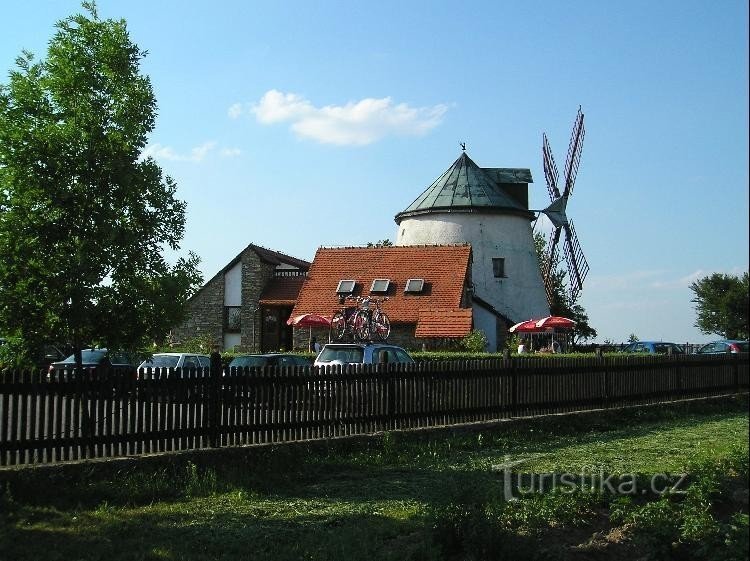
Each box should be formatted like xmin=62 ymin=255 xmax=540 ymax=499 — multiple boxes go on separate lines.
xmin=542 ymin=133 xmax=560 ymax=201
xmin=562 ymin=220 xmax=590 ymax=301
xmin=562 ymin=107 xmax=585 ymax=199
xmin=542 ymin=226 xmax=562 ymax=304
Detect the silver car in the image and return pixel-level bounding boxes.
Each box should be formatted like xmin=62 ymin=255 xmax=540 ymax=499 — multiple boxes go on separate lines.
xmin=314 ymin=343 xmax=414 ymax=367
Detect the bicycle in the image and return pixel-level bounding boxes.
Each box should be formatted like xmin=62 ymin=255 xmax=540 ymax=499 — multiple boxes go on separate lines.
xmin=331 ymin=296 xmax=368 ymax=341
xmin=353 ymin=296 xmax=391 ymax=342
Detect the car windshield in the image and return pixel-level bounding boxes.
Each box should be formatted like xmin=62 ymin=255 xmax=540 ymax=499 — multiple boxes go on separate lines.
xmin=61 ymin=350 xmax=107 ymax=363
xmin=654 ymin=344 xmax=683 ymax=354
xmin=140 ymin=355 xmax=180 ymax=368
xmin=317 ymin=347 xmax=364 ymax=363
xmin=229 ymin=356 xmax=269 ymax=368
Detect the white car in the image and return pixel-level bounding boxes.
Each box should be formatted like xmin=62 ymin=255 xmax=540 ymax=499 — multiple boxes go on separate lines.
xmin=138 ymin=353 xmax=211 ymax=373
xmin=314 ymin=343 xmax=414 ymax=367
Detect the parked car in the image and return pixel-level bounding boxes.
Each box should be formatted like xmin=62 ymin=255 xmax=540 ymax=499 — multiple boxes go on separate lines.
xmin=620 ymin=341 xmax=685 ymax=355
xmin=48 ymin=348 xmax=137 ymax=379
xmin=314 ymin=343 xmax=415 ymax=367
xmin=311 ymin=343 xmax=414 ymax=401
xmin=138 ymin=353 xmax=211 ymax=372
xmin=695 ymin=340 xmax=749 ymax=355
xmin=228 ymin=353 xmax=311 ymax=371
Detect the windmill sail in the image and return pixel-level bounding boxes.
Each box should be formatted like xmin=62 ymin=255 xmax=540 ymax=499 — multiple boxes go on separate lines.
xmin=540 ymin=107 xmax=589 ymax=305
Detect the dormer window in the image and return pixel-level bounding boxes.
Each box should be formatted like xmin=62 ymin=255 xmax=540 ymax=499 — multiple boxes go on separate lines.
xmin=404 ymin=278 xmax=425 ymax=293
xmin=370 ymin=279 xmax=391 ymax=293
xmin=336 ymin=279 xmax=356 ymax=294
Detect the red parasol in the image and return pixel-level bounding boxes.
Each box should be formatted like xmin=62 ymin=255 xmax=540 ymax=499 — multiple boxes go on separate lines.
xmin=509 ymin=319 xmax=545 ymax=333
xmin=286 ymin=313 xmax=331 ymax=327
xmin=287 ymin=313 xmax=332 ymax=349
xmin=534 ymin=316 xmax=576 ymax=330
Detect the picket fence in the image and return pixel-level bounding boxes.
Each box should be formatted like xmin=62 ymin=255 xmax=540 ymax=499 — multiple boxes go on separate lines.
xmin=0 ymin=353 xmax=747 ymax=466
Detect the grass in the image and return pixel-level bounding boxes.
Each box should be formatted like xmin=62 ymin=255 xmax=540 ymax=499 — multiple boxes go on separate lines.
xmin=0 ymin=397 xmax=747 ymax=561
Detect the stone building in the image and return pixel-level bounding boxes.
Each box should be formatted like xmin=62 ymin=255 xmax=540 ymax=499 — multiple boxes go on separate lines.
xmin=289 ymin=245 xmax=475 ymax=350
xmin=172 ymin=244 xmax=310 ymax=351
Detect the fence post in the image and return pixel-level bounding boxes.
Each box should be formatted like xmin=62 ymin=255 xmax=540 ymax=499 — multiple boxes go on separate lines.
xmin=597 ymin=348 xmax=609 ymax=409
xmin=732 ymin=352 xmax=740 ymax=394
xmin=508 ymin=353 xmax=517 ymax=418
xmin=209 ymin=349 xmax=222 ymax=447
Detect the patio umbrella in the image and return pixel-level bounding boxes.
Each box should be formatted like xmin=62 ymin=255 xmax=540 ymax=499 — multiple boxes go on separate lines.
xmin=534 ymin=316 xmax=576 ymax=330
xmin=509 ymin=319 xmax=544 ymax=333
xmin=286 ymin=313 xmax=332 ymax=348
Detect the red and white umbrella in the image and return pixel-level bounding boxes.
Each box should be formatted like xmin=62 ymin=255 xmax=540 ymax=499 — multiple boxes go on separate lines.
xmin=286 ymin=313 xmax=331 ymax=328
xmin=509 ymin=319 xmax=544 ymax=333
xmin=534 ymin=316 xmax=576 ymax=330
xmin=286 ymin=313 xmax=332 ymax=348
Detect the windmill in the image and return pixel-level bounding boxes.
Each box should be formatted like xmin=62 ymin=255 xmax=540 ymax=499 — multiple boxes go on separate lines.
xmin=534 ymin=106 xmax=589 ymax=304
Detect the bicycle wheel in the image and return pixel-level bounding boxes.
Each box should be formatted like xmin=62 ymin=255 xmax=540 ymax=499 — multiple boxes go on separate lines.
xmin=353 ymin=310 xmax=371 ymax=341
xmin=331 ymin=310 xmax=347 ymax=340
xmin=372 ymin=310 xmax=391 ymax=341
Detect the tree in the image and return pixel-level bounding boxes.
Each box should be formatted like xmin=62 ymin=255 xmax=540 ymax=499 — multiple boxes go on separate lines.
xmin=0 ymin=2 xmax=202 ymax=365
xmin=534 ymin=232 xmax=597 ymax=344
xmin=366 ymin=239 xmax=394 ymax=248
xmin=690 ymin=272 xmax=748 ymax=340
xmin=627 ymin=333 xmax=639 ymax=343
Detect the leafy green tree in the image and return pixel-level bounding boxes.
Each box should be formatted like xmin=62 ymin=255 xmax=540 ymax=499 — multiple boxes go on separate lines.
xmin=0 ymin=2 xmax=202 ymax=366
xmin=534 ymin=232 xmax=597 ymax=344
xmin=628 ymin=333 xmax=639 ymax=343
xmin=366 ymin=239 xmax=394 ymax=248
xmin=690 ymin=272 xmax=749 ymax=339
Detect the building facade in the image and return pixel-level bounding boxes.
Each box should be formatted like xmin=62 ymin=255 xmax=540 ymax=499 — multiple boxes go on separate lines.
xmin=172 ymin=244 xmax=310 ymax=352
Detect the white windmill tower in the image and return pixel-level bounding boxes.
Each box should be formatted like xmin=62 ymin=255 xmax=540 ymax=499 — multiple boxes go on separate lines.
xmin=394 ymin=146 xmax=550 ymax=350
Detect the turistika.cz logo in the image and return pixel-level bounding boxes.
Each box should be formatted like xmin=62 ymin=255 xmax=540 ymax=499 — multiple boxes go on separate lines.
xmin=493 ymin=456 xmax=689 ymax=501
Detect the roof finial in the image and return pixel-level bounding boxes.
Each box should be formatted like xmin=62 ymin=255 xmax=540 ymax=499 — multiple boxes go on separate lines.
xmin=460 ymin=142 xmax=466 ymax=152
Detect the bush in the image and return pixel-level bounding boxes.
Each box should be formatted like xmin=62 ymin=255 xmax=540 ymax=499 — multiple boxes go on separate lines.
xmin=460 ymin=329 xmax=488 ymax=353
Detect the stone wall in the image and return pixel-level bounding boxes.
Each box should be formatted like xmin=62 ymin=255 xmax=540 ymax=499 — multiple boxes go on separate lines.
xmin=240 ymin=252 xmax=276 ymax=352
xmin=171 ymin=270 xmax=224 ymax=348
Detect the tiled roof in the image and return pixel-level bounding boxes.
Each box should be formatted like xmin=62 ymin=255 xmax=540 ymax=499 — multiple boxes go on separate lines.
xmin=249 ymin=244 xmax=310 ymax=269
xmin=291 ymin=245 xmax=472 ymax=332
xmin=415 ymin=308 xmax=473 ymax=338
xmin=259 ymin=276 xmax=306 ymax=306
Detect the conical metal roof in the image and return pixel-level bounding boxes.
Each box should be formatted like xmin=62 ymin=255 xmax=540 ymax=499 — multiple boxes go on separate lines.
xmin=395 ymin=152 xmax=531 ymax=223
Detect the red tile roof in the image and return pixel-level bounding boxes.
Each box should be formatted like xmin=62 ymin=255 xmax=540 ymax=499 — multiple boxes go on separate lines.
xmin=415 ymin=308 xmax=473 ymax=338
xmin=291 ymin=245 xmax=472 ymax=334
xmin=259 ymin=276 xmax=306 ymax=306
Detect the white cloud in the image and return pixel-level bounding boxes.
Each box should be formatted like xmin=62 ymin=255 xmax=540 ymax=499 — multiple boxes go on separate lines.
xmin=235 ymin=89 xmax=449 ymax=146
xmin=220 ymin=147 xmax=242 ymax=158
xmin=141 ymin=141 xmax=218 ymax=163
xmin=228 ymin=103 xmax=244 ymax=119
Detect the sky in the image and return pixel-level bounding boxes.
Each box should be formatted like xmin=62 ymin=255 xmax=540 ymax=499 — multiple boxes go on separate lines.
xmin=1 ymin=0 xmax=748 ymax=344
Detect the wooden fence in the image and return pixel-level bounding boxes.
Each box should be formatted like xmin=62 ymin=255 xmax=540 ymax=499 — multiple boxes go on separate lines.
xmin=0 ymin=353 xmax=747 ymax=466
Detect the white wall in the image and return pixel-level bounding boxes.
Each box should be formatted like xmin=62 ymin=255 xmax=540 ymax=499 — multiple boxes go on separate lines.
xmin=396 ymin=213 xmax=549 ymax=323
xmin=224 ymin=261 xmax=242 ymax=306
xmin=472 ymin=306 xmax=497 ymax=352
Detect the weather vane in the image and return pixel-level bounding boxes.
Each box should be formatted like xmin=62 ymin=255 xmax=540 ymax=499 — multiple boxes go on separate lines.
xmin=460 ymin=142 xmax=466 ymax=152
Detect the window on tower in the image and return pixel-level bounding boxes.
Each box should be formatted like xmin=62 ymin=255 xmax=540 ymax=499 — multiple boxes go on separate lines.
xmin=492 ymin=258 xmax=506 ymax=278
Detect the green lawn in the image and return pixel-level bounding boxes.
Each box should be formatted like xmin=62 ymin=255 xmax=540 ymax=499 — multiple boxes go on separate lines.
xmin=1 ymin=398 xmax=748 ymax=561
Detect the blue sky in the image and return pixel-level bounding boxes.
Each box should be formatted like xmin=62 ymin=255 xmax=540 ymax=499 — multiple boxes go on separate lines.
xmin=2 ymin=0 xmax=748 ymax=344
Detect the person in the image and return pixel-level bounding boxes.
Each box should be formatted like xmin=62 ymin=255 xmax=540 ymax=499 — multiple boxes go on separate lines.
xmin=551 ymin=339 xmax=561 ymax=354
xmin=517 ymin=342 xmax=527 ymax=354
xmin=311 ymin=337 xmax=322 ymax=353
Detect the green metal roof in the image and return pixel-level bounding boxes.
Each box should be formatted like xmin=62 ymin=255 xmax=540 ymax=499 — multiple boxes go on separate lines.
xmin=395 ymin=152 xmax=534 ymax=223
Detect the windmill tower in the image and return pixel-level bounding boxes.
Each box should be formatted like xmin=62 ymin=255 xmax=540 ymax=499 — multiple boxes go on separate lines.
xmin=394 ymin=147 xmax=550 ymax=351
xmin=535 ymin=107 xmax=590 ymax=303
